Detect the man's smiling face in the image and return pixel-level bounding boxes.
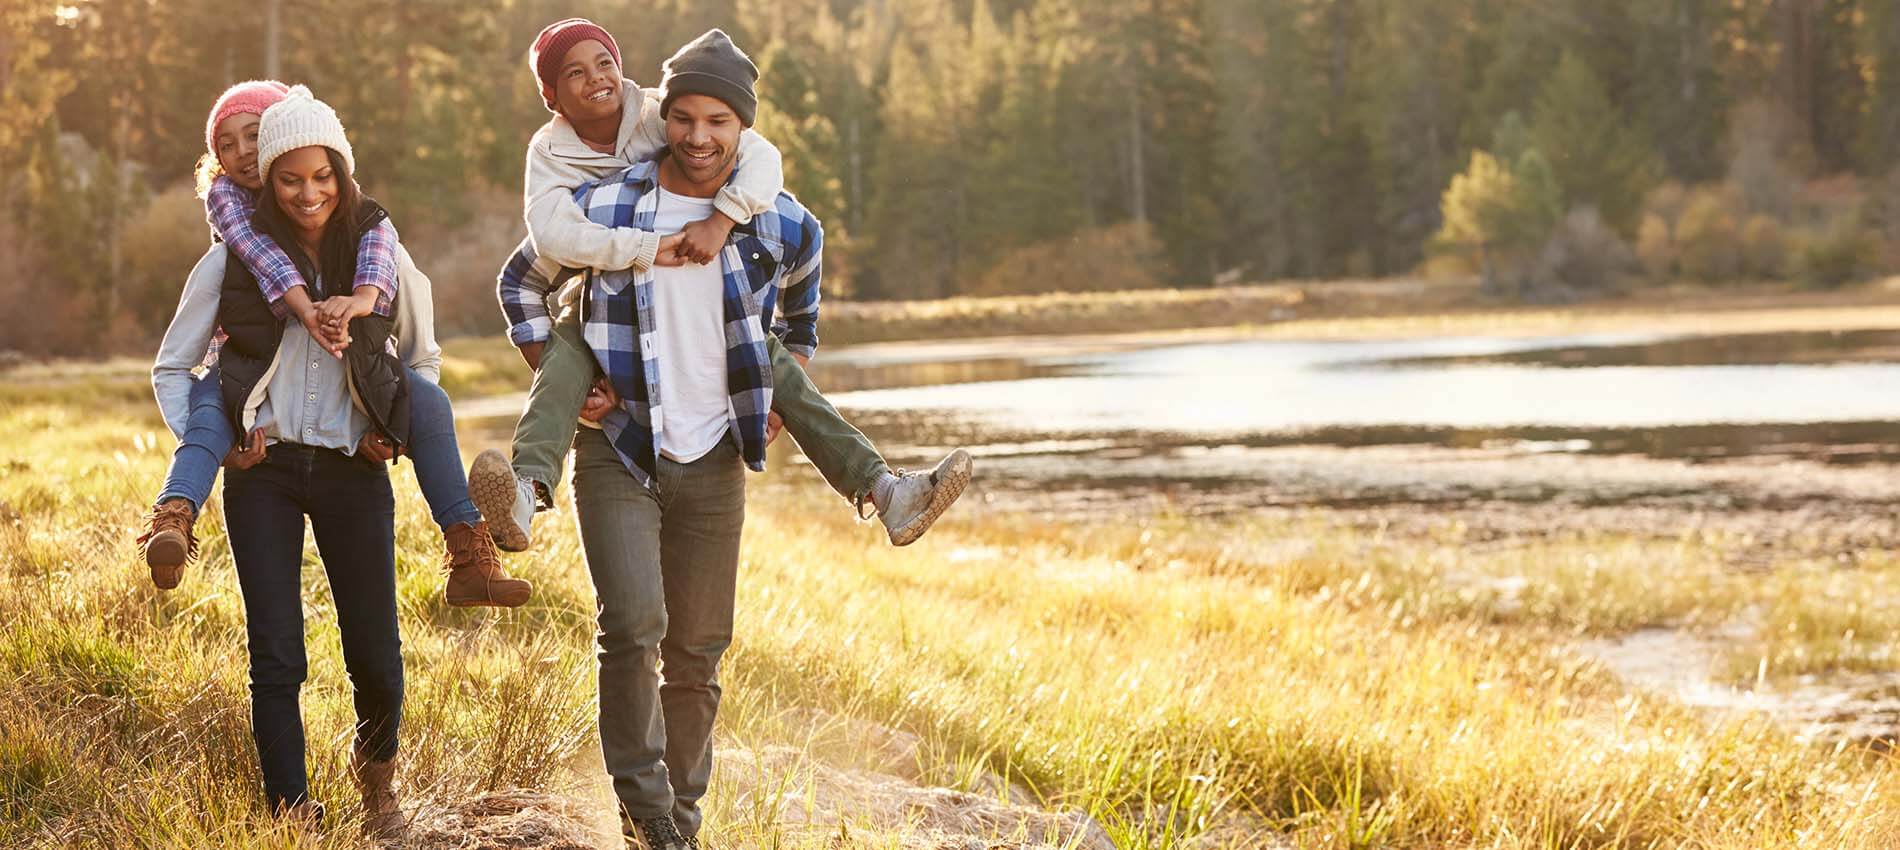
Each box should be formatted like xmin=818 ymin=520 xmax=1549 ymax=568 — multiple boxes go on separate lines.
xmin=663 ymin=93 xmax=742 ymax=189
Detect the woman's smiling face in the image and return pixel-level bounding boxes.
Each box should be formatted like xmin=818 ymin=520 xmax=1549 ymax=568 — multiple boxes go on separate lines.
xmin=214 ymin=112 xmax=264 ymax=191
xmin=269 ymin=146 xmax=338 ymax=239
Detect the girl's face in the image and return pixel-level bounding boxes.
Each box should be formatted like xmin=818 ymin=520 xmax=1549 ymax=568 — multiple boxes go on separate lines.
xmin=553 ymin=39 xmax=622 ymax=123
xmin=214 ymin=112 xmax=264 ymax=191
xmin=270 ymin=146 xmax=338 ymax=239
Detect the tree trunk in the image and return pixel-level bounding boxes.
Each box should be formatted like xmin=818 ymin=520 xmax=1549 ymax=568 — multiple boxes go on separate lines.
xmin=265 ymin=0 xmax=281 ymax=80
xmin=848 ymin=115 xmax=862 ymax=235
xmin=1129 ymin=78 xmax=1147 ymax=225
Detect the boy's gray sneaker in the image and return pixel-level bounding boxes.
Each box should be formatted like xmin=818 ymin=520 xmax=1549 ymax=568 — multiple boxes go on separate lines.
xmin=879 ymin=449 xmax=974 ymax=546
xmin=469 ymin=449 xmax=536 ymax=552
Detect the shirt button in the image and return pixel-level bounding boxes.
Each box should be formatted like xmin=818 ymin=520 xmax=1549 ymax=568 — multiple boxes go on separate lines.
xmin=310 ymin=360 xmax=319 ymax=369
xmin=308 ymin=393 xmax=316 ymax=400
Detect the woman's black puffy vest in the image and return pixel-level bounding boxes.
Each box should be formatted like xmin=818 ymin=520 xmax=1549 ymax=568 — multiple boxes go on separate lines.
xmin=216 ymin=199 xmax=410 ymax=452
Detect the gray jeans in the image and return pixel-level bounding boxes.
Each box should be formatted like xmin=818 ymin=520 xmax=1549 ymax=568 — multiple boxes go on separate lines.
xmin=571 ymin=427 xmax=745 ymax=836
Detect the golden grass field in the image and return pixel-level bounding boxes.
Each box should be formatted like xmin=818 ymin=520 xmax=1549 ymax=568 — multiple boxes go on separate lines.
xmin=7 ymin=296 xmax=1900 ymax=849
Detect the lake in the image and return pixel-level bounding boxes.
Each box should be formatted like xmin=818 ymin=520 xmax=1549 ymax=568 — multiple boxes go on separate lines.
xmin=796 ymin=329 xmax=1900 ymax=517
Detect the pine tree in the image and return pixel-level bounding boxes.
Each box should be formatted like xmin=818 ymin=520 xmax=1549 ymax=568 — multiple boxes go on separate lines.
xmin=1862 ymin=0 xmax=1900 ymax=173
xmin=1361 ymin=0 xmax=1479 ymax=274
xmin=1629 ymin=0 xmax=1731 ymax=181
xmin=1530 ymin=52 xmax=1656 ymax=236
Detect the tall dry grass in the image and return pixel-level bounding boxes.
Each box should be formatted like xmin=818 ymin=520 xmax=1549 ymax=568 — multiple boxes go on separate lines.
xmin=4 ymin=370 xmax=1899 ymax=848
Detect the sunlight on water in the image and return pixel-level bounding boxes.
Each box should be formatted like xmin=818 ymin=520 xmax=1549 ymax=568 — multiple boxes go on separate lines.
xmin=827 ymin=335 xmax=1900 ymax=434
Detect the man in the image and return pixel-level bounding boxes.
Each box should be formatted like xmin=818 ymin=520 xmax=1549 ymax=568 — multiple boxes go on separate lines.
xmin=496 ymin=30 xmax=839 ymax=849
xmin=476 ymin=19 xmax=971 ymax=558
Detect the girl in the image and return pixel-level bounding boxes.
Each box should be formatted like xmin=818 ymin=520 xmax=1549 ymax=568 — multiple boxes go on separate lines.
xmin=143 ymin=81 xmax=528 ymax=608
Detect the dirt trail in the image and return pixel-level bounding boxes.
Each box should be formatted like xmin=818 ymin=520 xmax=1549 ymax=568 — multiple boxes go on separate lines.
xmin=404 ymin=711 xmax=1287 ymax=849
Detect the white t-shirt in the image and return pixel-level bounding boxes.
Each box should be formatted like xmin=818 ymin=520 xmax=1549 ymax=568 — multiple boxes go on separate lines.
xmin=650 ymin=187 xmax=732 ymax=462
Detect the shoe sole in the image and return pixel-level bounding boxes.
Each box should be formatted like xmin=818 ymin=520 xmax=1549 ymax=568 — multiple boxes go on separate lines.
xmin=469 ymin=449 xmax=531 ymax=553
xmin=146 ymin=532 xmax=186 ymax=589
xmin=888 ymin=449 xmax=973 ymax=547
xmin=446 ymin=583 xmax=533 ymax=608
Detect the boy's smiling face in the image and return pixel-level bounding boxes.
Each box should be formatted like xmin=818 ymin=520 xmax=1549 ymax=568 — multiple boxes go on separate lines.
xmin=553 ymin=39 xmax=623 ymax=124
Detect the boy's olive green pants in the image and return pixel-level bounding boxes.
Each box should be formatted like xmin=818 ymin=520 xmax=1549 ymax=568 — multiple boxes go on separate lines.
xmin=511 ymin=307 xmax=889 ymax=504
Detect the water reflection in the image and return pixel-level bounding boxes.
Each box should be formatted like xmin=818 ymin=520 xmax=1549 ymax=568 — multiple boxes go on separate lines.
xmin=783 ymin=331 xmax=1900 ymax=517
xmin=461 ymin=330 xmax=1900 ymax=516
xmin=820 ymin=336 xmax=1900 ymax=435
xmin=1373 ymin=328 xmax=1900 ymax=369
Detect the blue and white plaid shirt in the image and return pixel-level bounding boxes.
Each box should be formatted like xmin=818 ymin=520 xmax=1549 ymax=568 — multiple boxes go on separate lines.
xmin=496 ymin=160 xmax=823 ymax=486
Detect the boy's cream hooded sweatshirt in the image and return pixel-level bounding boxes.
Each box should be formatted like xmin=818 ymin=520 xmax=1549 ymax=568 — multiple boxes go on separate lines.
xmin=523 ymin=79 xmax=784 ymax=273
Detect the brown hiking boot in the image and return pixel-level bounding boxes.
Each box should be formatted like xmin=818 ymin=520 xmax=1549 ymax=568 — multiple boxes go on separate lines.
xmin=443 ymin=521 xmax=532 ymax=607
xmin=136 ymin=498 xmax=198 ymax=589
xmin=350 ymin=748 xmax=407 ymax=842
xmin=271 ymin=795 xmax=325 ymax=830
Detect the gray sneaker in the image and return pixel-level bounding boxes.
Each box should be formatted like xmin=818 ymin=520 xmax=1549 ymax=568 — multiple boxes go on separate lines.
xmin=469 ymin=449 xmax=536 ymax=552
xmin=879 ymin=449 xmax=974 ymax=546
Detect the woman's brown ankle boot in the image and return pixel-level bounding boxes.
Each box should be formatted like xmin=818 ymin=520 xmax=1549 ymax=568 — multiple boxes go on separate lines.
xmin=351 ymin=748 xmax=407 ymax=841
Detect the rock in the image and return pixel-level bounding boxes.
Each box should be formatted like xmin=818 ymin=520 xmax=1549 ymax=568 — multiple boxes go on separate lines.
xmin=779 ymin=707 xmax=926 ymax=780
xmin=968 ymin=770 xmax=1037 ymax=806
xmin=406 ymin=790 xmax=599 ymax=850
xmin=718 ymin=745 xmax=1114 ymax=850
xmin=1185 ymin=811 xmax=1288 ymax=850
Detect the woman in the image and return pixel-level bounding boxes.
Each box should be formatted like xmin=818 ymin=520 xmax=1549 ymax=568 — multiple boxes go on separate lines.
xmin=142 ymin=80 xmax=529 ymax=610
xmin=150 ymin=85 xmax=418 ymax=836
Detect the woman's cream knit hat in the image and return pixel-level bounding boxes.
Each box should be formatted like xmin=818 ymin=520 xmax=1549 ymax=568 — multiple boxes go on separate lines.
xmin=257 ymin=84 xmax=354 ymax=181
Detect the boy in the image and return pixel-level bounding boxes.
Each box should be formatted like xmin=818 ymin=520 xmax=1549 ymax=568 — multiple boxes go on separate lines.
xmin=471 ymin=20 xmax=971 ymax=552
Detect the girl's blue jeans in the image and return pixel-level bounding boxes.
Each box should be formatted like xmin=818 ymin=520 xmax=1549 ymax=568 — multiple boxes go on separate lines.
xmin=157 ymin=365 xmax=481 ymax=530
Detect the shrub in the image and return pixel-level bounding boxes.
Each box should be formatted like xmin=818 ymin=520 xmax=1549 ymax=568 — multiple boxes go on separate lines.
xmin=1525 ymin=207 xmax=1638 ymax=300
xmin=1635 ymin=213 xmax=1675 ymax=280
xmin=402 ymin=189 xmax=521 ymax=338
xmin=968 ymin=221 xmax=1165 ymax=297
xmin=1643 ymin=181 xmax=1690 ymax=230
xmin=1674 ymin=186 xmax=1744 ymax=282
xmin=117 ymin=181 xmax=216 ymax=343
xmin=1740 ymin=215 xmax=1789 ymax=280
xmin=1792 ymin=215 xmax=1882 ymax=289
xmin=0 ymin=215 xmax=99 ymax=355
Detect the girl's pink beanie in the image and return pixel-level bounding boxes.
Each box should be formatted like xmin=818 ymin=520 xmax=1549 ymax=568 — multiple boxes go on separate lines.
xmin=205 ymin=80 xmax=291 ymax=157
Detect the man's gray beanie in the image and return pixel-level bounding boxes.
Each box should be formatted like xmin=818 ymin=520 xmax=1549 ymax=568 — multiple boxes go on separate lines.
xmin=660 ymin=29 xmax=759 ymax=126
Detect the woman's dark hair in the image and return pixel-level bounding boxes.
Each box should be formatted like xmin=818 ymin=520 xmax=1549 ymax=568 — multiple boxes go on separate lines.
xmin=254 ymin=146 xmax=370 ymax=298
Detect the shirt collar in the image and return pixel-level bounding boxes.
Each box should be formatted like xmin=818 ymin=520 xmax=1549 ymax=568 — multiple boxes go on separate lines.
xmin=545 ymin=78 xmax=645 ymax=160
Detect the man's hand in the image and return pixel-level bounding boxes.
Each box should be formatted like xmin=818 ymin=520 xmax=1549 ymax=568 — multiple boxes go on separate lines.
xmin=654 ymin=233 xmax=689 ymax=267
xmin=676 ymin=212 xmax=735 ymax=266
xmin=358 ymin=430 xmax=400 ymax=464
xmin=223 ymin=428 xmax=268 ymax=469
xmin=518 ymin=341 xmax=546 ymax=371
xmin=579 ymin=377 xmax=621 ymax=423
xmin=765 ymin=411 xmax=784 ymax=446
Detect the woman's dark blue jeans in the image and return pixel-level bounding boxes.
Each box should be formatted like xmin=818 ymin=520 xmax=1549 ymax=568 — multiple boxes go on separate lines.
xmin=221 ymin=442 xmax=403 ymax=810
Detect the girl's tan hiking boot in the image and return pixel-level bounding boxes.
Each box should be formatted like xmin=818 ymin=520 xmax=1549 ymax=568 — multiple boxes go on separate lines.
xmin=137 ymin=499 xmax=198 ymax=589
xmin=443 ymin=520 xmax=532 ymax=607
